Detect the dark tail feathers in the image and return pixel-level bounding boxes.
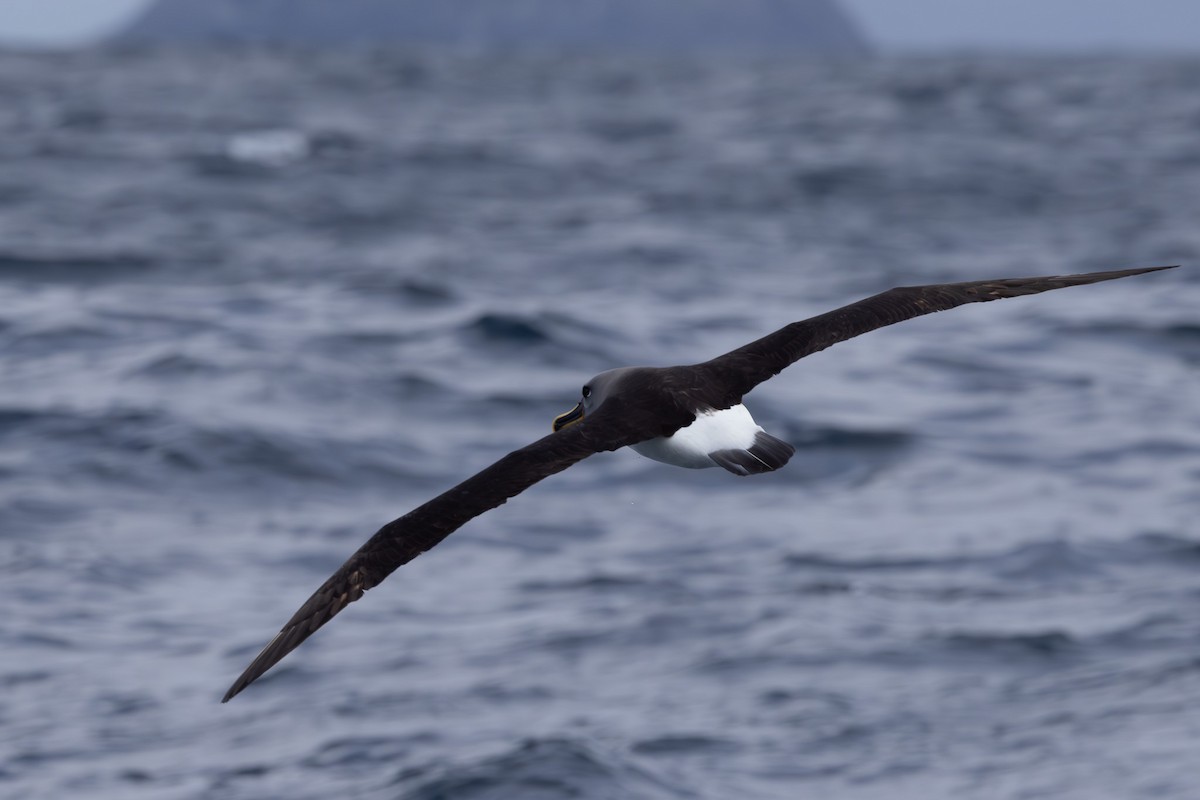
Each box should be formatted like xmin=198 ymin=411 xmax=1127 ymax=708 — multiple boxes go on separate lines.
xmin=710 ymin=431 xmax=795 ymax=476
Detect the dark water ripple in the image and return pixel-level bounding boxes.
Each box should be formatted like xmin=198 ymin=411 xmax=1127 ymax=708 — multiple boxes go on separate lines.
xmin=1 ymin=47 xmax=1198 ymax=800
xmin=394 ymin=738 xmax=690 ymax=800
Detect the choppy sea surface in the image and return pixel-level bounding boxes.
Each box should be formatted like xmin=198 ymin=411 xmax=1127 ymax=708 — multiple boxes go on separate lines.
xmin=1 ymin=46 xmax=1198 ymax=800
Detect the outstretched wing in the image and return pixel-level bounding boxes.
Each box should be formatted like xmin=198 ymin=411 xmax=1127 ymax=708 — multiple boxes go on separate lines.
xmin=691 ymin=266 xmax=1175 ymax=409
xmin=222 ymin=400 xmax=656 ymax=702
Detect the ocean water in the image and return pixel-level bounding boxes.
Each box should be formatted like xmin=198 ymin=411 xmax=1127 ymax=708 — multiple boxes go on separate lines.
xmin=1 ymin=47 xmax=1198 ymax=800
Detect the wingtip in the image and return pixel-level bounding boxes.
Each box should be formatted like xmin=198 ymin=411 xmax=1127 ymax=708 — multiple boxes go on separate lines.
xmin=222 ymin=672 xmax=252 ymax=703
xmin=221 ymin=629 xmax=289 ymax=704
xmin=1041 ymin=264 xmax=1179 ymax=287
xmin=1110 ymin=264 xmax=1180 ymax=280
xmin=1081 ymin=264 xmax=1178 ymax=278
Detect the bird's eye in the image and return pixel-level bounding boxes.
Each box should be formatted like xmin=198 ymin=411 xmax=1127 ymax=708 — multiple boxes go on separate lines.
xmin=582 ymin=386 xmax=591 ymax=398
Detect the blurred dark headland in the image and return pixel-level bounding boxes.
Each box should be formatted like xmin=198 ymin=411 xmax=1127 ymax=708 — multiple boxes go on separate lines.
xmin=110 ymin=0 xmax=870 ymax=54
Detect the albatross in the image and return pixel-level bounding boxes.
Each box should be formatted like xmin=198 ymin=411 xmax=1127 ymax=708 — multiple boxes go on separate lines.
xmin=223 ymin=265 xmax=1174 ymax=701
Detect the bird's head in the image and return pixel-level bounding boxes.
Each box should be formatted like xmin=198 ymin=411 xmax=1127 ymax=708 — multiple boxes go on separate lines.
xmin=552 ymin=367 xmax=631 ymax=432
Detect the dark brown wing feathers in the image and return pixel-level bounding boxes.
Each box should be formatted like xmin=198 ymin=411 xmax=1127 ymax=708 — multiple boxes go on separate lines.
xmin=224 ymin=265 xmax=1173 ymax=701
xmin=221 ymin=403 xmax=655 ymax=702
xmin=693 ymin=266 xmax=1175 ymax=409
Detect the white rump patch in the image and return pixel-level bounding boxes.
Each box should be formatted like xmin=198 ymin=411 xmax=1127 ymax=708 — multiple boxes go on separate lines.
xmin=631 ymin=405 xmax=763 ymax=469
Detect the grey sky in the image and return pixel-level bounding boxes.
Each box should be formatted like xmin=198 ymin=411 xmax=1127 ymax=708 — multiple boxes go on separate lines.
xmin=0 ymin=0 xmax=1199 ymax=50
xmin=848 ymin=0 xmax=1200 ymax=50
xmin=0 ymin=0 xmax=146 ymax=43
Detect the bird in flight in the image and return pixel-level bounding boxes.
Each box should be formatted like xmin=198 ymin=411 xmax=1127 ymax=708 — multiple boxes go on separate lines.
xmin=222 ymin=265 xmax=1174 ymax=701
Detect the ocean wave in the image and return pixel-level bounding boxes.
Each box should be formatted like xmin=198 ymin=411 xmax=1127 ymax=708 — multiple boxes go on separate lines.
xmin=338 ymin=276 xmax=458 ymax=304
xmin=934 ymin=630 xmax=1079 ymax=658
xmin=631 ymin=734 xmax=740 ymax=756
xmin=518 ymin=572 xmax=670 ymax=594
xmin=457 ymin=309 xmax=626 ymax=364
xmin=781 ymin=536 xmax=1178 ymax=583
xmin=0 ymin=249 xmax=154 ymax=282
xmin=782 ymin=422 xmax=913 ymax=452
xmin=395 ymin=738 xmax=685 ymax=800
xmin=128 ymin=352 xmax=224 ymax=378
xmin=302 ymin=733 xmax=437 ymax=770
xmin=4 ymin=48 xmax=1198 ymax=800
xmin=1061 ymin=320 xmax=1200 ymax=363
xmin=463 ymin=312 xmax=553 ymax=344
xmin=0 ymin=404 xmax=431 ymax=491
xmin=1007 ymin=653 xmax=1200 ymax=702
